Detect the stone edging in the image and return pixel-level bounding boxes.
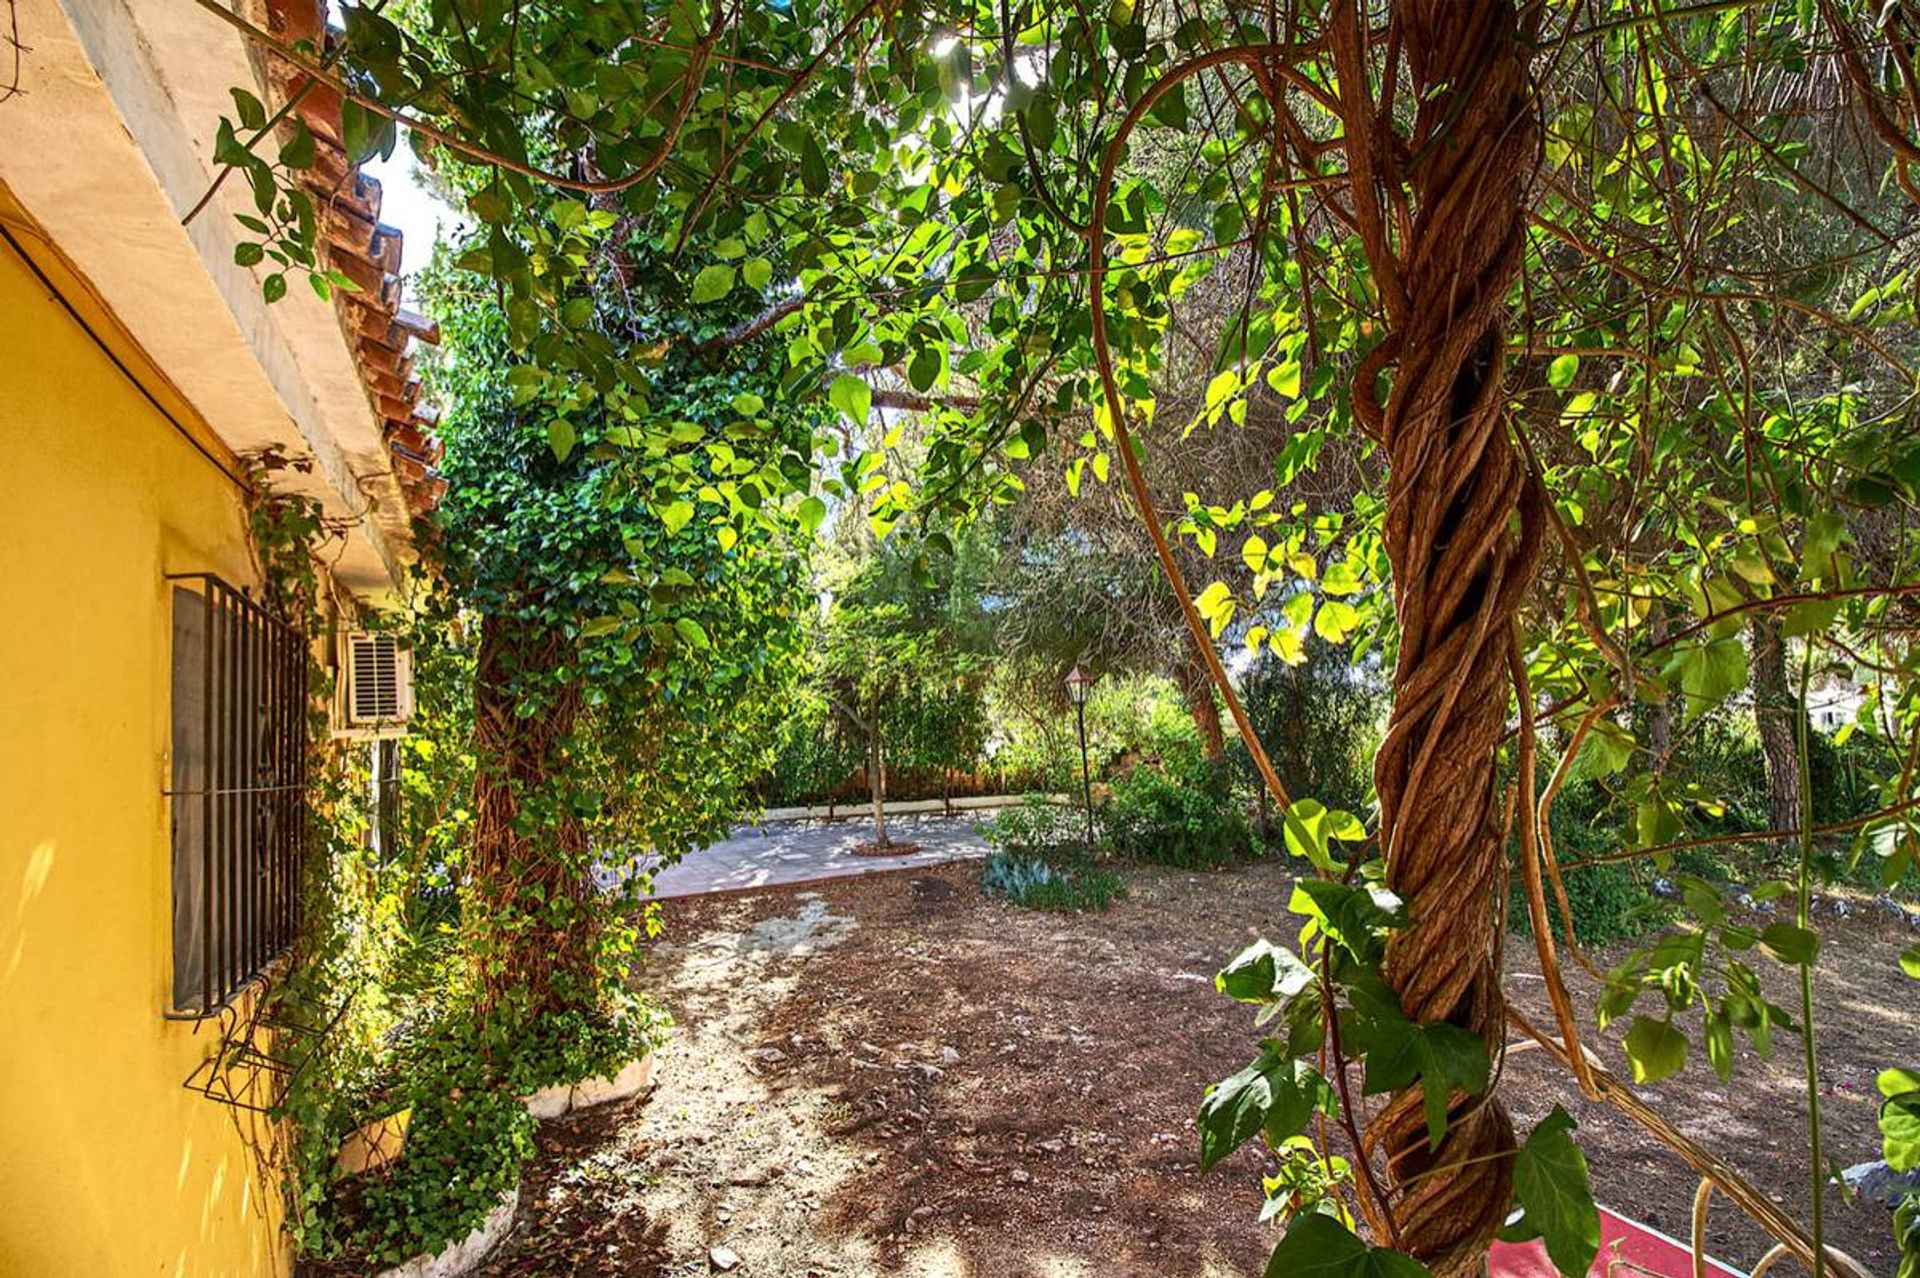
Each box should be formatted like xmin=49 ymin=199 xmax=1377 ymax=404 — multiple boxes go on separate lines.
xmin=371 ymin=1187 xmax=518 ymax=1278
xmin=523 ymin=1053 xmax=655 ymax=1119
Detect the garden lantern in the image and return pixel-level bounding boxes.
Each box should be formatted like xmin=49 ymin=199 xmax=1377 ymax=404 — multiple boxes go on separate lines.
xmin=1063 ymin=665 xmax=1096 ymax=853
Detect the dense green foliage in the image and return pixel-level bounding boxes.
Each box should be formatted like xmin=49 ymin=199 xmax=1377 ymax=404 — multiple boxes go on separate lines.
xmin=1104 ymin=757 xmax=1255 ymax=870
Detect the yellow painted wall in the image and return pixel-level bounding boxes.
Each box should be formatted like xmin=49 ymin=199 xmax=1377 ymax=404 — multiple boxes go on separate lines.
xmin=0 ymin=216 xmax=291 ymax=1277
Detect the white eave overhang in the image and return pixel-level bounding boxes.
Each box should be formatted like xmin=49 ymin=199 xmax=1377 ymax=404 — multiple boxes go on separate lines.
xmin=0 ymin=0 xmax=418 ymax=601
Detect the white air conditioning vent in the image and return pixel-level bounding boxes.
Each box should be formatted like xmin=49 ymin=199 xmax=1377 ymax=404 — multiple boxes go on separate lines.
xmin=332 ymin=632 xmax=413 ymax=739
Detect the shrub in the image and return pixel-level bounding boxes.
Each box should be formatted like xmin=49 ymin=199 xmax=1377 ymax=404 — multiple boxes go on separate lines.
xmin=353 ymin=1086 xmax=536 ymax=1266
xmin=979 ymin=850 xmax=1129 ymax=911
xmin=1104 ymin=757 xmax=1253 ymax=869
xmin=979 ymin=796 xmax=1128 ymax=910
xmin=981 ymin=794 xmax=1092 ymax=857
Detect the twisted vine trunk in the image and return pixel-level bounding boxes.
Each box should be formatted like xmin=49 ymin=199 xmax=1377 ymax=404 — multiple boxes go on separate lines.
xmin=1355 ymin=3 xmax=1544 ymax=1271
xmin=469 ymin=612 xmax=596 ymax=1021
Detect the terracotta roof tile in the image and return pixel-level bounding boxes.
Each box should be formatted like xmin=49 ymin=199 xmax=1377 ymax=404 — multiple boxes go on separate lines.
xmin=262 ymin=0 xmax=445 ymax=518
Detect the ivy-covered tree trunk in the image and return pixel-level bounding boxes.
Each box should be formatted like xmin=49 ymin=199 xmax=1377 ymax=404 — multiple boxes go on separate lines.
xmin=1349 ymin=2 xmax=1543 ymax=1271
xmin=1750 ymin=614 xmax=1803 ymax=839
xmin=468 ymin=611 xmax=597 ymax=1021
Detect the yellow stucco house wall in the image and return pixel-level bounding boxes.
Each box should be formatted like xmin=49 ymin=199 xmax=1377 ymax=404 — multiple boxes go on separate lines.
xmin=0 ymin=2 xmax=443 ymax=1272
xmin=0 ymin=207 xmax=291 ymax=1278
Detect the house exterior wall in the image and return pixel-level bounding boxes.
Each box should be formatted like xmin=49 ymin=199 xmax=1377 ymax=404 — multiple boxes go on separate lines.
xmin=0 ymin=220 xmax=292 ymax=1276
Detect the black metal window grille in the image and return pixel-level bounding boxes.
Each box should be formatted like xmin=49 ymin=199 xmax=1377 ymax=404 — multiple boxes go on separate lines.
xmin=166 ymin=573 xmax=308 ymax=1017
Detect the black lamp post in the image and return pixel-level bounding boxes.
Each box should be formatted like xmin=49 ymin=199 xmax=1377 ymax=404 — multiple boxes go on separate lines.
xmin=1064 ymin=664 xmax=1096 ymax=854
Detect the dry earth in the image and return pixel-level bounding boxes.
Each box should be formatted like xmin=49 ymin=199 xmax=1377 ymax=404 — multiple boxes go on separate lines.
xmin=470 ymin=859 xmax=1919 ymax=1278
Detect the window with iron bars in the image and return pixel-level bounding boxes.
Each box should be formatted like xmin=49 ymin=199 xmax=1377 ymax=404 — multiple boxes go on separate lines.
xmin=166 ymin=574 xmax=308 ymax=1017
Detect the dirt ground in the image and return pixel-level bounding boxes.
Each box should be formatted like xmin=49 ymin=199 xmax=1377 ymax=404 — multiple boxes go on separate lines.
xmin=472 ymin=860 xmax=1919 ymax=1278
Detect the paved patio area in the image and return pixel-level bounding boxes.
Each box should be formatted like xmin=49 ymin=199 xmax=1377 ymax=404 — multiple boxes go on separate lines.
xmin=640 ymin=812 xmax=995 ymax=898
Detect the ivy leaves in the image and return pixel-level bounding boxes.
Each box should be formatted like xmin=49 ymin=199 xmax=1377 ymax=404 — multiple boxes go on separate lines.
xmin=1622 ymin=1016 xmax=1690 ymax=1084
xmin=1217 ymin=938 xmax=1315 ymax=1006
xmin=1343 ymin=972 xmax=1491 ymax=1150
xmin=1504 ymin=1107 xmax=1601 ymax=1278
xmin=1262 ymin=1213 xmax=1432 ymax=1278
xmin=1599 ymin=911 xmax=1808 ymax=1086
xmin=1197 ymin=1043 xmax=1335 ymax=1173
xmin=1280 ymin=798 xmax=1368 ymax=874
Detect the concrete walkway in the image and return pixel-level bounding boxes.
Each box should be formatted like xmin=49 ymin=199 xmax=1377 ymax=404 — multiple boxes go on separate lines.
xmin=641 ymin=812 xmax=995 ymax=899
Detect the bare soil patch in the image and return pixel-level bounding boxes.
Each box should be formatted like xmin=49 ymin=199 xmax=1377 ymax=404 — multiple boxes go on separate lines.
xmin=473 ymin=860 xmax=1918 ymax=1277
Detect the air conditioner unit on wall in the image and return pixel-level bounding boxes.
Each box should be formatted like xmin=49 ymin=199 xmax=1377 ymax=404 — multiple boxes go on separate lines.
xmin=331 ymin=632 xmax=413 ymax=739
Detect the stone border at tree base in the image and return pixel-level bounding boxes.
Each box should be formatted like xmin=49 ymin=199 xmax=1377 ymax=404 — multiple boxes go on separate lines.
xmin=522 ymin=1053 xmax=655 ymax=1119
xmin=334 ymin=1109 xmax=411 ymax=1177
xmin=371 ymin=1187 xmax=518 ymax=1278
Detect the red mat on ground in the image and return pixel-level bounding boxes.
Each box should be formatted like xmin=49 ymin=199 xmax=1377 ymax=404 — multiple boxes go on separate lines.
xmin=1489 ymin=1207 xmax=1746 ymax=1278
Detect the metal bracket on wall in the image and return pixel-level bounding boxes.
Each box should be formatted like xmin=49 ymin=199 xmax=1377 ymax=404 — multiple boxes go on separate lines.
xmin=180 ymin=986 xmax=351 ymax=1116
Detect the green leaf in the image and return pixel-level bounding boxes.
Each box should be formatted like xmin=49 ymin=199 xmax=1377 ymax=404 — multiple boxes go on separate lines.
xmin=797 ymin=496 xmax=828 ymax=534
xmin=1313 ymin=600 xmax=1359 ymax=644
xmin=279 ymin=119 xmax=316 ymax=170
xmin=742 ymin=257 xmax=774 ymax=290
xmin=1289 ymin=878 xmax=1403 ymax=962
xmin=673 ymin=617 xmax=711 ymax=649
xmin=1901 ymin=942 xmax=1920 ymax=980
xmin=1704 ymin=1009 xmax=1733 ymax=1083
xmin=1280 ymin=798 xmax=1365 ymax=874
xmin=908 ymin=343 xmax=943 ymax=393
xmin=1880 ymin=1068 xmax=1920 ymax=1099
xmin=1758 ymin=923 xmax=1819 ymax=966
xmin=1321 ymin=561 xmax=1363 ymax=596
xmin=1547 ymin=353 xmax=1581 ymax=389
xmin=1663 ymin=638 xmax=1747 ymax=717
xmin=547 ymin=418 xmax=576 ymax=463
xmin=1511 ymin=1106 xmax=1600 ymax=1278
xmin=340 ymin=99 xmax=388 ymax=164
xmin=234 ymin=242 xmax=265 ymax=268
xmin=800 ymin=133 xmax=830 ymax=195
xmin=1217 ymin=939 xmax=1316 ymax=1005
xmin=1623 ymin=1015 xmax=1688 ymax=1083
xmin=829 ymin=374 xmax=872 ymax=425
xmin=262 ymin=272 xmax=287 ymax=303
xmin=229 ymin=88 xmax=266 ymax=130
xmin=1884 ymin=1089 xmax=1920 ymax=1172
xmin=691 ymin=263 xmax=736 ymax=304
xmin=213 ymin=118 xmax=252 ymax=169
xmin=659 ymin=500 xmax=695 ymax=536
xmin=1262 ymin=1212 xmax=1432 ymax=1278
xmin=1198 ymin=1048 xmax=1333 ymax=1172
xmin=1359 ymin=1014 xmax=1491 ymax=1149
